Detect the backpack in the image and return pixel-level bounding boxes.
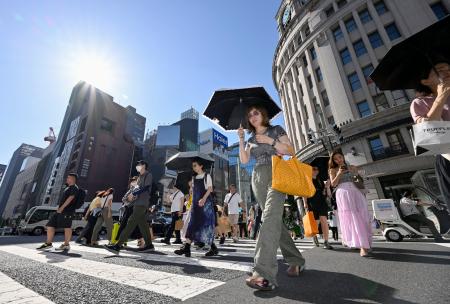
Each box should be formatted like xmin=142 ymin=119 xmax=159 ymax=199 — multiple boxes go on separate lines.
xmin=74 ymin=187 xmax=86 ymax=209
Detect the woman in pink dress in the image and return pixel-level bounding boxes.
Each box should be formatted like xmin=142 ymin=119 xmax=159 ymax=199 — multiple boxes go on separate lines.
xmin=329 ymin=151 xmax=372 ymax=257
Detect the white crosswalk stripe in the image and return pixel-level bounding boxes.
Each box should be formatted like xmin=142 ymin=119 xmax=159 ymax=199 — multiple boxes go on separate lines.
xmin=0 ymin=271 xmax=54 ymax=304
xmin=0 ymin=238 xmax=316 ymax=303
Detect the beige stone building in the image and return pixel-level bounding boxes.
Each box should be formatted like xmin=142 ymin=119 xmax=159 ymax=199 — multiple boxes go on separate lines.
xmin=273 ymin=0 xmax=449 ymax=201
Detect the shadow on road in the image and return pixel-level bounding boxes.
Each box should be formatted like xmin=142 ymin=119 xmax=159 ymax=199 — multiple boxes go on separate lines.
xmin=254 ymin=269 xmax=415 ymax=304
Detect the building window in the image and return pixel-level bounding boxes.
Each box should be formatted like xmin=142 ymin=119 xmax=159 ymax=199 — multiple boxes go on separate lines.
xmin=362 ymin=64 xmax=374 ymax=82
xmin=430 ymin=2 xmax=449 ymax=20
xmin=357 ymin=100 xmax=371 ymax=117
xmin=345 ymin=17 xmax=357 ymax=33
xmin=100 ymin=118 xmax=115 ymax=133
xmin=348 ymin=73 xmax=362 ymax=91
xmin=321 ymin=90 xmax=329 ymax=107
xmin=368 ymin=136 xmax=384 ymax=159
xmin=315 ymin=67 xmax=323 ymax=81
xmin=327 ymin=116 xmax=335 ymax=125
xmin=297 ymin=34 xmax=303 ymax=46
xmin=307 ymin=75 xmax=313 ymax=89
xmin=359 ymin=9 xmax=372 ymax=24
xmin=374 ymin=1 xmax=388 ymax=15
xmin=333 ymin=26 xmax=343 ymax=41
xmin=353 ymin=39 xmax=368 ymax=57
xmin=325 ymin=6 xmax=335 ymax=17
xmin=336 ymin=0 xmax=347 ymax=9
xmin=392 ymin=90 xmax=409 ymax=105
xmin=385 ymin=23 xmax=401 ymax=40
xmin=340 ymin=48 xmax=352 ymax=65
xmin=386 ymin=130 xmax=407 ymax=152
xmin=373 ymin=93 xmax=390 ymax=111
xmin=303 ymin=104 xmax=309 ymax=119
xmin=299 ymin=82 xmax=304 ymax=96
xmin=302 ymin=55 xmax=308 ymax=67
xmin=368 ymin=31 xmax=384 ymax=48
xmin=310 ymin=47 xmax=317 ymax=60
xmin=304 ymin=25 xmax=311 ymax=37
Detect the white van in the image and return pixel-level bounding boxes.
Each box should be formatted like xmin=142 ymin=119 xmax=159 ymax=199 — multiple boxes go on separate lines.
xmin=18 ymin=206 xmax=90 ymax=236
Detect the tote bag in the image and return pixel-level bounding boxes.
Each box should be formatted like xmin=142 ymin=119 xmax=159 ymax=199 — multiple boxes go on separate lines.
xmin=411 ymin=121 xmax=450 ymax=156
xmin=302 ymin=211 xmax=319 ymax=237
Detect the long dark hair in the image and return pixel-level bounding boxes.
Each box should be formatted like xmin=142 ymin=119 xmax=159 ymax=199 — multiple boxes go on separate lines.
xmin=328 ymin=150 xmax=345 ymax=170
xmin=246 ymin=105 xmax=272 ymax=134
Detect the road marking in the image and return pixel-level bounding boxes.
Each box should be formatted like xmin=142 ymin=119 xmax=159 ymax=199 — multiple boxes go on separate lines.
xmin=434 ymin=243 xmax=450 ymax=249
xmin=70 ymin=244 xmax=254 ymax=272
xmin=0 ymin=271 xmax=54 ymax=304
xmin=0 ymin=245 xmax=224 ymax=301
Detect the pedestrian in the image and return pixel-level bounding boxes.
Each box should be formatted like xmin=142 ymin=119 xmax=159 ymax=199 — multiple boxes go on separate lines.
xmin=224 ymin=184 xmax=245 ymax=243
xmin=37 ymin=173 xmax=81 ymax=251
xmin=252 ymin=205 xmax=262 ymax=240
xmin=181 ymin=180 xmax=193 ymax=240
xmin=328 ymin=211 xmax=338 ymax=241
xmin=329 ymin=151 xmax=372 ymax=257
xmin=174 ymin=158 xmax=218 ymax=257
xmin=303 ymin=167 xmax=333 ymax=249
xmin=115 ymin=177 xmax=141 ymax=247
xmin=75 ymin=191 xmax=104 ymax=244
xmin=400 ymin=190 xmax=444 ymax=242
xmin=161 ymin=181 xmax=185 ymax=245
xmin=410 ymin=60 xmax=450 ymax=211
xmin=91 ymin=188 xmax=114 ymax=246
xmin=239 ymin=105 xmax=306 ymax=291
xmin=247 ymin=205 xmax=255 ymax=237
xmin=238 ymin=207 xmax=248 ymax=238
xmin=105 ymin=160 xmax=154 ymax=253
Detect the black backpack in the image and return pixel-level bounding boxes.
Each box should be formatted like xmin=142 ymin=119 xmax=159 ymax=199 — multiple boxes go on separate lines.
xmin=74 ymin=187 xmax=86 ymax=209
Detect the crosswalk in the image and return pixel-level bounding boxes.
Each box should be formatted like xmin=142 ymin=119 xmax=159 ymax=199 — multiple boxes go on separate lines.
xmin=0 ymin=238 xmax=316 ymax=303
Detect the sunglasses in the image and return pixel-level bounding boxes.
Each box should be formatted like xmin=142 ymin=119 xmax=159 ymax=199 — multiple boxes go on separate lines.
xmin=248 ymin=110 xmax=260 ymax=118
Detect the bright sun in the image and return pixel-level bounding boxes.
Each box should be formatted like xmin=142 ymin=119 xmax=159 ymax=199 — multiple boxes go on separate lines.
xmin=68 ymin=50 xmax=117 ymax=92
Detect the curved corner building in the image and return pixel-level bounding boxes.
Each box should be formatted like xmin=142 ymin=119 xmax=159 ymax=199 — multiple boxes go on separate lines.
xmin=273 ymin=0 xmax=449 ymax=201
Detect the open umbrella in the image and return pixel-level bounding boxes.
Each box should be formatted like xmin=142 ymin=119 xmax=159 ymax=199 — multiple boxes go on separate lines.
xmin=203 ymin=86 xmax=282 ymax=130
xmin=370 ymin=16 xmax=450 ymax=90
xmin=165 ymin=151 xmax=214 ymax=172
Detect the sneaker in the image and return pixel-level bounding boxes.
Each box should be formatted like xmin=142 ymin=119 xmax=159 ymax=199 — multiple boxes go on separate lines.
xmin=323 ymin=241 xmax=333 ymax=250
xmin=138 ymin=245 xmax=155 ymax=252
xmin=160 ymin=239 xmax=171 ymax=245
xmin=104 ymin=244 xmax=121 ymax=255
xmin=37 ymin=243 xmax=53 ymax=250
xmin=55 ymin=243 xmax=70 ymax=251
xmin=173 ymin=240 xmax=183 ymax=244
xmin=313 ymin=236 xmax=320 ymax=247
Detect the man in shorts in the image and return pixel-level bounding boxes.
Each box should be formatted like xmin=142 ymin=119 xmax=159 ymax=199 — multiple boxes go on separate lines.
xmin=37 ymin=173 xmax=80 ymax=251
xmin=224 ymin=184 xmax=245 ymax=243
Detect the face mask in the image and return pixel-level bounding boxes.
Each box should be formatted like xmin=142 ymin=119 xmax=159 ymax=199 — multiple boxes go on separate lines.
xmin=136 ymin=165 xmax=142 ymax=172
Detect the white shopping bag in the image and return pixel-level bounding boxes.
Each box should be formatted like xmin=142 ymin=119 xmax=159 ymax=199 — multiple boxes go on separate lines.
xmin=411 ymin=121 xmax=450 ymax=156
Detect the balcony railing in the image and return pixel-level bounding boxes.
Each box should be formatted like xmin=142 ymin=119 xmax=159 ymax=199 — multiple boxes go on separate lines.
xmin=370 ymin=144 xmax=410 ymax=161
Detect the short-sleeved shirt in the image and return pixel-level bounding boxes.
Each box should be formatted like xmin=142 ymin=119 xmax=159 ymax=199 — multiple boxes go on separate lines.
xmin=170 ymin=190 xmax=185 ymax=213
xmin=410 ymin=96 xmax=450 ymax=123
xmin=399 ymin=197 xmax=420 ymax=217
xmin=101 ymin=194 xmax=113 ymax=208
xmin=224 ymin=192 xmax=242 ymax=215
xmin=134 ymin=172 xmax=153 ymax=207
xmin=59 ymin=185 xmax=78 ymax=213
xmin=247 ymin=125 xmax=287 ymax=165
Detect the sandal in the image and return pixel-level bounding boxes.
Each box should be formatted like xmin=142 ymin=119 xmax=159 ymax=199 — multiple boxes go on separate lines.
xmin=287 ymin=265 xmax=305 ymax=277
xmin=245 ymin=277 xmax=275 ymax=291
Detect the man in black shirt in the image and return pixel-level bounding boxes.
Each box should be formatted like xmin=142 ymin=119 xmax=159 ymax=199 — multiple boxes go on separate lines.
xmin=37 ymin=173 xmax=79 ymax=251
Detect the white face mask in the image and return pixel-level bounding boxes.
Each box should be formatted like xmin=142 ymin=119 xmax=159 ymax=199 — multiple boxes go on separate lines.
xmin=136 ymin=165 xmax=142 ymax=172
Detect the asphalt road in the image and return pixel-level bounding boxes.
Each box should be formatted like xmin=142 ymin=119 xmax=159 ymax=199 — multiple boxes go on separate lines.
xmin=0 ymin=235 xmax=448 ymax=304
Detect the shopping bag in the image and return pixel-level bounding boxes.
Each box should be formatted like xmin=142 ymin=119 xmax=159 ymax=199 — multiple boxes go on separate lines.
xmin=174 ymin=219 xmax=184 ymax=231
xmin=302 ymin=211 xmax=319 ymax=237
xmin=111 ymin=223 xmax=120 ymax=244
xmin=272 ymin=148 xmax=316 ymax=197
xmin=411 ymin=121 xmax=450 ymax=156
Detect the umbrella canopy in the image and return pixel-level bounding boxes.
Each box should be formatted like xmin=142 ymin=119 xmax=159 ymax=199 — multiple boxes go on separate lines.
xmin=370 ymin=16 xmax=450 ymax=90
xmin=203 ymin=86 xmax=282 ymax=130
xmin=165 ymin=151 xmax=214 ymax=172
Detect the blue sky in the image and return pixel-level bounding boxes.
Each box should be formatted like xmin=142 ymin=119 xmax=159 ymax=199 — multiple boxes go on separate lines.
xmin=0 ymin=0 xmax=283 ymax=165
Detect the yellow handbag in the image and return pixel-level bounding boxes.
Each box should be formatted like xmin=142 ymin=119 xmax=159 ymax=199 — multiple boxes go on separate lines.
xmin=271 ymin=149 xmax=316 ymax=198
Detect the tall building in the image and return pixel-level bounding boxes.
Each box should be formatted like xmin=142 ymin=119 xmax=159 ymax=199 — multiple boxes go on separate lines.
xmin=0 ymin=165 xmax=6 ymax=185
xmin=228 ymin=143 xmax=256 ymax=209
xmin=172 ymin=118 xmax=199 ymax=152
xmin=199 ymin=128 xmax=229 ymax=203
xmin=125 ymin=105 xmax=146 ymax=144
xmin=181 ymin=107 xmax=199 ymax=120
xmin=0 ymin=144 xmax=43 ymax=217
xmin=39 ymin=81 xmax=138 ymax=205
xmin=273 ymin=0 xmax=449 ymax=201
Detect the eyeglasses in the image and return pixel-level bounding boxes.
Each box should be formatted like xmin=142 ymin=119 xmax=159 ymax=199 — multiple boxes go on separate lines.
xmin=248 ymin=110 xmax=260 ymax=118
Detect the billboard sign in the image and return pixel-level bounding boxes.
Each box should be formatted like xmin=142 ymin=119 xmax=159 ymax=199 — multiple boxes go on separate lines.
xmin=212 ymin=129 xmax=228 ymax=160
